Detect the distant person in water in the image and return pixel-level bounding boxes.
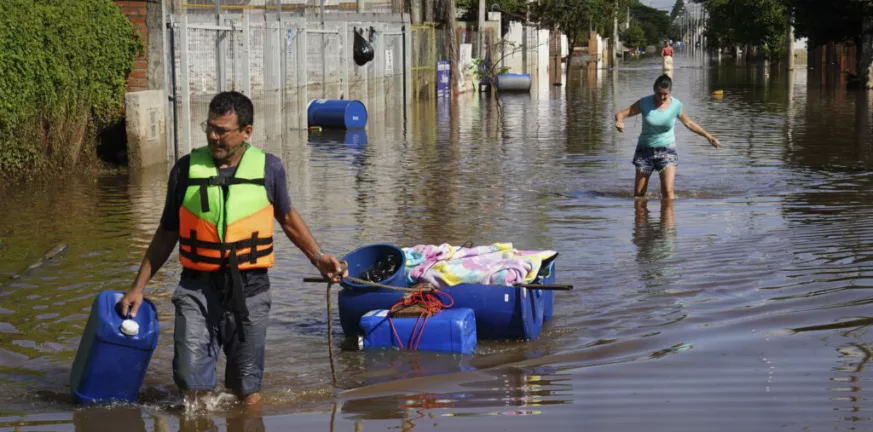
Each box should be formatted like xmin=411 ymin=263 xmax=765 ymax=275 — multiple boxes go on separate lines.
xmin=614 ymin=74 xmax=720 ymax=200
xmin=661 ymin=41 xmax=674 ymax=77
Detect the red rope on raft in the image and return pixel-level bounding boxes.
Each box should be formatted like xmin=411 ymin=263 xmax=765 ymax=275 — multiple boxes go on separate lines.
xmin=387 ymin=284 xmax=454 ymax=351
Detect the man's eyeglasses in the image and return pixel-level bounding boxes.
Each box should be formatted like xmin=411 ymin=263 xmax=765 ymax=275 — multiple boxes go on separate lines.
xmin=201 ymin=121 xmax=240 ymax=138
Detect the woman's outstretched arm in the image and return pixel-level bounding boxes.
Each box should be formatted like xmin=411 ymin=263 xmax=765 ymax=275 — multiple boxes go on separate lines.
xmin=615 ymin=100 xmax=641 ymax=132
xmin=679 ymin=109 xmax=720 ymax=148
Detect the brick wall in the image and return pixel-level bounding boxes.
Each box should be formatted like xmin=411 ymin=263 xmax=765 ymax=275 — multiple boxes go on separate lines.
xmin=115 ymin=1 xmax=150 ymax=92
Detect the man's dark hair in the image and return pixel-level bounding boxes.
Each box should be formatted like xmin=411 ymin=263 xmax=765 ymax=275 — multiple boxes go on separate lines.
xmin=654 ymin=75 xmax=673 ymax=91
xmin=209 ymin=91 xmax=254 ymax=128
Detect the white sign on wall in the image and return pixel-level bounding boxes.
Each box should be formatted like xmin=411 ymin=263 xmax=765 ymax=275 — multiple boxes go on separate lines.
xmin=459 ymin=43 xmax=473 ymax=89
xmin=459 ymin=43 xmax=472 ymax=73
xmin=385 ymin=49 xmax=394 ymax=77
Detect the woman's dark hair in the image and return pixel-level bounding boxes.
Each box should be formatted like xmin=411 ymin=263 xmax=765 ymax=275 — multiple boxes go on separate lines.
xmin=654 ymin=75 xmax=672 ymax=91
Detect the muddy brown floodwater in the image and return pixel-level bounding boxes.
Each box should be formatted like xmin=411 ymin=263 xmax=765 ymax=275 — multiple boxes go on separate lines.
xmin=0 ymin=53 xmax=872 ymax=431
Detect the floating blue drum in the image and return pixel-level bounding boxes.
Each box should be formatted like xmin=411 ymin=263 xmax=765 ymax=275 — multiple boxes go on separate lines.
xmin=359 ymin=308 xmax=478 ymax=354
xmin=441 ymin=282 xmax=544 ymax=340
xmin=337 ymin=243 xmax=409 ymax=336
xmin=340 ymin=243 xmax=408 ymax=292
xmin=70 ymin=290 xmax=160 ymax=405
xmin=496 ymin=73 xmax=532 ymax=92
xmin=339 ymin=288 xmax=405 ymax=337
xmin=307 ymin=99 xmax=368 ymax=129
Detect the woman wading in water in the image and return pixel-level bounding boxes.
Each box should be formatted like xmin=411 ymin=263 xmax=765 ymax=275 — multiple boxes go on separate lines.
xmin=662 ymin=40 xmax=674 ymax=77
xmin=614 ymin=75 xmax=720 ymax=200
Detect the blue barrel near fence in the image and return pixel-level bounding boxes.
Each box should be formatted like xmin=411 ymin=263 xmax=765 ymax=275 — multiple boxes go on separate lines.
xmin=495 ymin=73 xmax=532 ymax=92
xmin=308 ymin=99 xmax=368 ymax=129
xmin=70 ymin=290 xmax=160 ymax=405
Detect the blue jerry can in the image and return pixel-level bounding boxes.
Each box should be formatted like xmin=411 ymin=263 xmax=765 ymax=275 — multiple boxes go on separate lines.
xmin=70 ymin=290 xmax=159 ymax=405
xmin=359 ymin=308 xmax=477 ymax=354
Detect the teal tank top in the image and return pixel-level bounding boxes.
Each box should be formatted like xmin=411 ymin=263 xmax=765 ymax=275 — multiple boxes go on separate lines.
xmin=638 ymin=95 xmax=683 ymax=148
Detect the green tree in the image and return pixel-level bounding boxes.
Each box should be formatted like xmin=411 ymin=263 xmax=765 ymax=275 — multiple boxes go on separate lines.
xmin=456 ymin=0 xmax=530 ymax=36
xmin=0 ymin=0 xmax=141 ymax=181
xmin=531 ymin=0 xmax=612 ymax=80
xmin=701 ymin=0 xmax=787 ymax=58
xmin=670 ymin=0 xmax=686 ymax=21
xmin=630 ymin=2 xmax=671 ymax=45
xmin=787 ymin=0 xmax=872 ymax=86
xmin=623 ymin=22 xmax=647 ymax=51
xmin=789 ymin=0 xmax=867 ymax=47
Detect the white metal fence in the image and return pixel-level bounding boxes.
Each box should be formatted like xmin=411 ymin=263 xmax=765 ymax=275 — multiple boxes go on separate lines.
xmin=167 ymin=8 xmax=410 ymax=160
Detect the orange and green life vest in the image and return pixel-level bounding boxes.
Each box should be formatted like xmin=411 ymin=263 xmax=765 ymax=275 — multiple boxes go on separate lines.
xmin=177 ymin=144 xmax=275 ymax=340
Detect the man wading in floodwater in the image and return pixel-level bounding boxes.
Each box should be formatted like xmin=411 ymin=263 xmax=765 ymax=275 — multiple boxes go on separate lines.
xmin=614 ymin=75 xmax=720 ymax=200
xmin=120 ymin=91 xmax=347 ymax=409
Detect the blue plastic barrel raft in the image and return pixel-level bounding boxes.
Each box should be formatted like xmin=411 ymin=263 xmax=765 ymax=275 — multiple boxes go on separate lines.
xmin=496 ymin=73 xmax=532 ymax=92
xmin=359 ymin=308 xmax=478 ymax=354
xmin=70 ymin=290 xmax=160 ymax=405
xmin=336 ymin=243 xmax=555 ymax=340
xmin=307 ymin=99 xmax=368 ymax=129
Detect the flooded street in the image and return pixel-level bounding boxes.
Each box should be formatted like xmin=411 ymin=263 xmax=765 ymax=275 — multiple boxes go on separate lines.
xmin=1 ymin=53 xmax=872 ymax=430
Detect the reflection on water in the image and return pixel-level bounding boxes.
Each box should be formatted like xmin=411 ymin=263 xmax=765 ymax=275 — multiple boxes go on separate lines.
xmin=633 ymin=199 xmax=677 ymax=284
xmin=1 ymin=53 xmax=873 ymax=429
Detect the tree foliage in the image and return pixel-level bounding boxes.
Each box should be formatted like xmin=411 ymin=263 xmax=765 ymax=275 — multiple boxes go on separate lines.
xmin=630 ymin=2 xmax=671 ymax=45
xmin=670 ymin=0 xmax=686 ymax=22
xmin=0 ymin=0 xmax=141 ymax=180
xmin=456 ymin=0 xmax=529 ymax=30
xmin=623 ymin=23 xmax=647 ymax=50
xmin=701 ymin=0 xmax=787 ymax=53
xmin=789 ymin=0 xmax=870 ymax=47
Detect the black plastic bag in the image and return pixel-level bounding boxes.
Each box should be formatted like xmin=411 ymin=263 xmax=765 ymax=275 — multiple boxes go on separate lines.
xmin=353 ymin=28 xmax=374 ymax=66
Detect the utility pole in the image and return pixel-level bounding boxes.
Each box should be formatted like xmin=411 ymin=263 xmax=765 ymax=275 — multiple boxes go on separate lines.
xmin=478 ymin=0 xmax=485 ymax=59
xmin=612 ymin=0 xmax=618 ymax=67
xmin=786 ymin=12 xmax=795 ymax=71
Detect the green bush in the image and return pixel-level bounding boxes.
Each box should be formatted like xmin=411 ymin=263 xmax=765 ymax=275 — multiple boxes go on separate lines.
xmin=0 ymin=0 xmax=142 ymax=180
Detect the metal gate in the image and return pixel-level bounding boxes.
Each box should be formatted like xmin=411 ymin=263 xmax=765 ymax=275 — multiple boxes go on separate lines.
xmin=169 ymin=13 xmax=246 ymax=159
xmin=411 ymin=22 xmax=436 ymax=99
xmin=167 ymin=9 xmax=411 ymax=161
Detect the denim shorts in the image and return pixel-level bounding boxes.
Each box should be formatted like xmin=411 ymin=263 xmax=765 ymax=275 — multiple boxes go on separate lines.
xmin=633 ymin=145 xmax=679 ymax=174
xmin=171 ymin=275 xmax=272 ymax=397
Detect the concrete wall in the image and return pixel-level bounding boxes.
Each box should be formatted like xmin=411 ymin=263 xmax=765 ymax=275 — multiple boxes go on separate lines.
xmin=502 ymin=21 xmax=525 ymax=73
xmin=125 ymin=90 xmax=167 ymax=169
xmin=537 ymin=29 xmax=549 ymax=75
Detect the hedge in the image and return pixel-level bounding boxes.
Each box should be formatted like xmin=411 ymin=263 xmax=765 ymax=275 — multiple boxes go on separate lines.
xmin=0 ymin=0 xmax=142 ymax=180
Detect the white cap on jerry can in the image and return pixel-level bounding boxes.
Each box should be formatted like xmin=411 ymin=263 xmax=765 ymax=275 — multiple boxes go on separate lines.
xmin=120 ymin=319 xmax=140 ymax=337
